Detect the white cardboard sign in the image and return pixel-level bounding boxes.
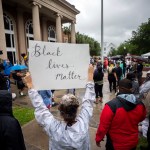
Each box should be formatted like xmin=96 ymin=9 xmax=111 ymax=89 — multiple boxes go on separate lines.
xmin=29 ymin=41 xmax=90 ymax=90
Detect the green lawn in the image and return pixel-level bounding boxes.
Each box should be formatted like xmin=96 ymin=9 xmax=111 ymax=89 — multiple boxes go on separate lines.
xmin=13 ymin=106 xmax=35 ymax=126
xmin=136 ymin=136 xmax=148 ymax=150
xmin=12 ymin=106 xmax=148 ymax=149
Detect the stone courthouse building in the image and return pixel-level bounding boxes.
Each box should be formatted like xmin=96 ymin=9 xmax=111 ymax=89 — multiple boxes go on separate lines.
xmin=0 ymin=0 xmax=79 ymax=64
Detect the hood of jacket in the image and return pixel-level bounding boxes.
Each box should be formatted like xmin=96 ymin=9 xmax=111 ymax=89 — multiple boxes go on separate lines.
xmin=117 ymin=94 xmax=139 ymax=111
xmin=50 ymin=120 xmax=90 ymax=149
xmin=0 ymin=90 xmax=13 ymax=115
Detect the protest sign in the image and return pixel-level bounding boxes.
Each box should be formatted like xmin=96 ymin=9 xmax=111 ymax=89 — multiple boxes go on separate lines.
xmin=29 ymin=41 xmax=90 ymax=90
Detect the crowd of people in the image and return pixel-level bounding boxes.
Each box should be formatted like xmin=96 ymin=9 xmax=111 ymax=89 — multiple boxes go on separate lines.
xmin=0 ymin=55 xmax=150 ymax=149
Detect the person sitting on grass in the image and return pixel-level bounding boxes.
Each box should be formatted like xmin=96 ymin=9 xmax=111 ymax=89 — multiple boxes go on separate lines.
xmin=24 ymin=65 xmax=95 ymax=150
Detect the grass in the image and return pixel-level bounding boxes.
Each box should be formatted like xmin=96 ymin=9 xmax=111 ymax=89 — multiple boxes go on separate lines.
xmin=12 ymin=106 xmax=148 ymax=149
xmin=136 ymin=136 xmax=148 ymax=150
xmin=13 ymin=106 xmax=35 ymax=126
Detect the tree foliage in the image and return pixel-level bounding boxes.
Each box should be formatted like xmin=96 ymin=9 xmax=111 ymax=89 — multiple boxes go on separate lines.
xmin=76 ymin=32 xmax=101 ymax=56
xmin=112 ymin=18 xmax=150 ymax=56
xmin=62 ymin=26 xmax=101 ymax=56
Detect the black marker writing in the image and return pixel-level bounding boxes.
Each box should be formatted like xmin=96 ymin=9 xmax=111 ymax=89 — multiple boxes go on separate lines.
xmin=32 ymin=43 xmax=63 ymax=57
xmin=56 ymin=71 xmax=84 ymax=80
xmin=47 ymin=59 xmax=73 ymax=69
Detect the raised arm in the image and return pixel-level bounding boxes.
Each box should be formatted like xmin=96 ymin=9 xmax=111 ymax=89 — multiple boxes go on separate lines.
xmin=23 ymin=73 xmax=58 ymax=136
xmin=77 ymin=65 xmax=96 ymax=125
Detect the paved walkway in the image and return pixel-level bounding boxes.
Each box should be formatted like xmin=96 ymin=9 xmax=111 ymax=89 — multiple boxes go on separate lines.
xmin=12 ymin=71 xmax=148 ymax=150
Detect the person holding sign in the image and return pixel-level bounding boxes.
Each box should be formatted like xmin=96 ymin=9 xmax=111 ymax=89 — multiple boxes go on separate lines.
xmin=24 ymin=64 xmax=95 ymax=149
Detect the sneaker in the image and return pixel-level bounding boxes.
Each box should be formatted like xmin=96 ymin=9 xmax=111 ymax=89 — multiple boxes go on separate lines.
xmin=99 ymin=98 xmax=103 ymax=103
xmin=12 ymin=93 xmax=16 ymax=100
xmin=20 ymin=92 xmax=24 ymax=96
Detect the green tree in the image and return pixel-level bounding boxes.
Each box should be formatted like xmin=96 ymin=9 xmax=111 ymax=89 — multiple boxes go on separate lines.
xmin=63 ymin=26 xmax=71 ymax=43
xmin=63 ymin=27 xmax=101 ymax=56
xmin=114 ymin=18 xmax=150 ymax=56
xmin=129 ymin=18 xmax=150 ymax=55
xmin=76 ymin=32 xmax=101 ymax=56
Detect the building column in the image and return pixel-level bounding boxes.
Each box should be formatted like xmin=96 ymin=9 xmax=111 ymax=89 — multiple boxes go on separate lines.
xmin=0 ymin=0 xmax=7 ymax=59
xmin=17 ymin=9 xmax=26 ymax=56
xmin=42 ymin=17 xmax=48 ymax=41
xmin=56 ymin=13 xmax=62 ymax=43
xmin=71 ymin=21 xmax=76 ymax=43
xmin=32 ymin=1 xmax=41 ymax=41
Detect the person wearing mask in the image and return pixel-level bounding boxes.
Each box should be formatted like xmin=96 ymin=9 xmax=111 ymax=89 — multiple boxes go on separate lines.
xmin=95 ymin=79 xmax=146 ymax=150
xmin=93 ymin=62 xmax=104 ymax=103
xmin=24 ymin=65 xmax=96 ymax=150
xmin=0 ymin=90 xmax=26 ymax=150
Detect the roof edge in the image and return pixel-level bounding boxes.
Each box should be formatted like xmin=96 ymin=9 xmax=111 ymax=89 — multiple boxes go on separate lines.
xmin=58 ymin=0 xmax=80 ymax=14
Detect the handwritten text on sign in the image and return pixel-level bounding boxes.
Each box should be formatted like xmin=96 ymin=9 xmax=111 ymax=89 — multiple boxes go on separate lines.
xmin=29 ymin=41 xmax=90 ymax=90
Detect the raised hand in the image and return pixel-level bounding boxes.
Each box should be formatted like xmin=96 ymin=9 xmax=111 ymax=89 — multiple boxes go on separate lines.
xmin=88 ymin=64 xmax=94 ymax=82
xmin=23 ymin=72 xmax=33 ymax=89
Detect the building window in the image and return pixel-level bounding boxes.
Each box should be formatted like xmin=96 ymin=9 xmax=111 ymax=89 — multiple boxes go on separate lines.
xmin=3 ymin=13 xmax=16 ymax=64
xmin=48 ymin=26 xmax=56 ymax=42
xmin=25 ymin=19 xmax=34 ymax=48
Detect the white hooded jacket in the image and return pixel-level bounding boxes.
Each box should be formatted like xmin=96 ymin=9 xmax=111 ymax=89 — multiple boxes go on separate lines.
xmin=28 ymin=82 xmax=95 ymax=150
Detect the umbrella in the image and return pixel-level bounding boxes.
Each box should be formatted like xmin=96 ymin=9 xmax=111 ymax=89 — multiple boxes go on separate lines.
xmin=132 ymin=56 xmax=149 ymax=63
xmin=110 ymin=55 xmax=123 ymax=60
xmin=11 ymin=65 xmax=28 ymax=71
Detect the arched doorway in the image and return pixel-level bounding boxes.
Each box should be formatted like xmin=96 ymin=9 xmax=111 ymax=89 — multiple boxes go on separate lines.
xmin=48 ymin=25 xmax=56 ymax=42
xmin=4 ymin=13 xmax=16 ymax=64
xmin=25 ymin=19 xmax=34 ymax=48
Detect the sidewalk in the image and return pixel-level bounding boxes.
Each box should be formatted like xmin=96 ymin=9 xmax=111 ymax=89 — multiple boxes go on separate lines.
xmin=11 ymin=73 xmax=115 ymax=150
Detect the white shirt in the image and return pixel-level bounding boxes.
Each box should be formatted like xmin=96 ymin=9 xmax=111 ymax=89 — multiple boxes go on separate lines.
xmin=28 ymin=82 xmax=95 ymax=150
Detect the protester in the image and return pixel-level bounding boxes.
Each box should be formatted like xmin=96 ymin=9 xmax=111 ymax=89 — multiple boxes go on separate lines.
xmin=95 ymin=78 xmax=146 ymax=150
xmin=0 ymin=90 xmax=26 ymax=150
xmin=126 ymin=58 xmax=131 ymax=73
xmin=3 ymin=59 xmax=12 ymax=77
xmin=115 ymin=62 xmax=122 ymax=86
xmin=108 ymin=62 xmax=117 ymax=93
xmin=139 ymin=70 xmax=150 ymax=149
xmin=122 ymin=59 xmax=126 ymax=78
xmin=21 ymin=53 xmax=28 ymax=67
xmin=93 ymin=62 xmax=104 ymax=103
xmin=38 ymin=90 xmax=52 ymax=109
xmin=0 ymin=64 xmax=16 ymax=99
xmin=104 ymin=57 xmax=108 ymax=72
xmin=0 ymin=64 xmax=8 ymax=90
xmin=137 ymin=61 xmax=143 ymax=86
xmin=24 ymin=65 xmax=95 ymax=149
xmin=126 ymin=72 xmax=139 ymax=97
xmin=51 ymin=89 xmax=58 ymax=107
xmin=119 ymin=61 xmax=124 ymax=79
xmin=67 ymin=89 xmax=76 ymax=95
xmin=13 ymin=70 xmax=25 ymax=96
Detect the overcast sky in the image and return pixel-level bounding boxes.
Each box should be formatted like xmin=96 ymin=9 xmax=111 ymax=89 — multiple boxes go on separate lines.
xmin=66 ymin=0 xmax=150 ymax=47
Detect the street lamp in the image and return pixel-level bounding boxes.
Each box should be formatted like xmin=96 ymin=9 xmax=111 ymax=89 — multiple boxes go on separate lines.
xmin=101 ymin=0 xmax=104 ymax=64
